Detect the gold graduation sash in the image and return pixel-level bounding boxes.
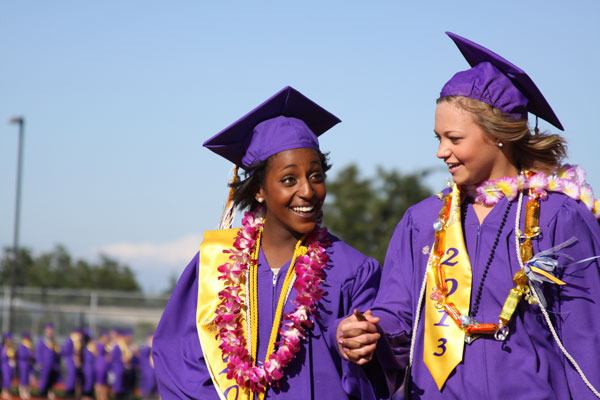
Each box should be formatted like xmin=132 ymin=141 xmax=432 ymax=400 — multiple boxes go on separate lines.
xmin=423 ymin=185 xmax=472 ymax=390
xmin=116 ymin=338 xmax=133 ymax=365
xmin=197 ymin=229 xmax=252 ymax=400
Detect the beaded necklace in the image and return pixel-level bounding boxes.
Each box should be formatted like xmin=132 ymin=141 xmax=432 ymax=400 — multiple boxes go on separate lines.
xmin=461 ymin=200 xmax=513 ymax=319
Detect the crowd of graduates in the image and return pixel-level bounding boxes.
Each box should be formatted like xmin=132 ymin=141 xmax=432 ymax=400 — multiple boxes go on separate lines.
xmin=0 ymin=323 xmax=157 ymax=400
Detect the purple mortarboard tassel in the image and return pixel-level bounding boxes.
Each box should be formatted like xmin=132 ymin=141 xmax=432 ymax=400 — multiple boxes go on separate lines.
xmin=440 ymin=32 xmax=564 ymax=131
xmin=203 ymin=86 xmax=340 ymax=169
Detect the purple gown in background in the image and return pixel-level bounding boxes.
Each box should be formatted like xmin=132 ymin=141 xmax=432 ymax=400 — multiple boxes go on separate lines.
xmin=94 ymin=341 xmax=109 ymax=386
xmin=17 ymin=341 xmax=34 ymax=386
xmin=82 ymin=341 xmax=96 ymax=395
xmin=1 ymin=343 xmax=16 ymax=390
xmin=139 ymin=345 xmax=157 ymax=396
xmin=61 ymin=335 xmax=82 ymax=393
xmin=110 ymin=343 xmax=136 ymax=396
xmin=372 ymin=192 xmax=600 ymax=399
xmin=153 ymin=234 xmax=381 ymax=399
xmin=35 ymin=338 xmax=60 ymax=394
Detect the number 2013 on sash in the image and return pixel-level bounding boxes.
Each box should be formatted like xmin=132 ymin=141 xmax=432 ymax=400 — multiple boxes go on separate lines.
xmin=433 ymin=247 xmax=459 ymax=357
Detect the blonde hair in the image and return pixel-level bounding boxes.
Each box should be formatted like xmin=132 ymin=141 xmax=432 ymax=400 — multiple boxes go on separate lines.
xmin=437 ymin=96 xmax=567 ymax=172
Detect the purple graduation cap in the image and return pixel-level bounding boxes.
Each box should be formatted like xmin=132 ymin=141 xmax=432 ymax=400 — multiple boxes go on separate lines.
xmin=440 ymin=32 xmax=564 ymax=130
xmin=119 ymin=327 xmax=133 ymax=337
xmin=203 ymin=86 xmax=341 ymax=170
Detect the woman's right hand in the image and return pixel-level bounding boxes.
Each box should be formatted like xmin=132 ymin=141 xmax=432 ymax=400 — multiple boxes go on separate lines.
xmin=336 ymin=309 xmax=380 ymax=365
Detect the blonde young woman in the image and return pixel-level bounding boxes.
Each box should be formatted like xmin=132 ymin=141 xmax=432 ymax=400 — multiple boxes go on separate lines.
xmin=339 ymin=32 xmax=600 ymax=399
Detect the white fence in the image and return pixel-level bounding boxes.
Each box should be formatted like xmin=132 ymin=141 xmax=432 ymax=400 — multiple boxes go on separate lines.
xmin=0 ymin=286 xmax=169 ymax=341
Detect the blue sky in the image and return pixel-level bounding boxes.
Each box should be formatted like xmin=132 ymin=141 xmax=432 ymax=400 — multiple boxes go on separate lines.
xmin=1 ymin=1 xmax=599 ymax=292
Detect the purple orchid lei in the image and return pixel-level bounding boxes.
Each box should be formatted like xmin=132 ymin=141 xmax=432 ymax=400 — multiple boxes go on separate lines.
xmin=213 ymin=210 xmax=330 ymax=393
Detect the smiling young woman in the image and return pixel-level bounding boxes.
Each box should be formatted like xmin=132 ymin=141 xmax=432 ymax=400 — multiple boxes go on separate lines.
xmin=151 ymin=86 xmax=382 ymax=400
xmin=340 ymin=32 xmax=600 ymax=399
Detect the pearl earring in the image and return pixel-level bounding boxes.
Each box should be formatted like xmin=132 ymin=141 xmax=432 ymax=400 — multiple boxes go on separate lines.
xmin=497 ymin=142 xmax=504 ymax=148
xmin=256 ymin=197 xmax=264 ymax=203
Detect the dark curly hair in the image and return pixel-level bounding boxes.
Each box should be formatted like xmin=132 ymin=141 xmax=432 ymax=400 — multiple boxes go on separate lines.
xmin=231 ymin=150 xmax=331 ymax=211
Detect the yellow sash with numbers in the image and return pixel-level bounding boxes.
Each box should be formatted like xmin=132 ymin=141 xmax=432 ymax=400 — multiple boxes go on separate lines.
xmin=423 ymin=185 xmax=472 ymax=390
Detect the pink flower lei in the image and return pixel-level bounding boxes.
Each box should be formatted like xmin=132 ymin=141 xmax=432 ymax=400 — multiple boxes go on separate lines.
xmin=213 ymin=210 xmax=330 ymax=393
xmin=473 ymin=164 xmax=600 ymax=219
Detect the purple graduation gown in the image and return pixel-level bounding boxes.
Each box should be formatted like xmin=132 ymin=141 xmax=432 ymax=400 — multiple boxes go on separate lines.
xmin=61 ymin=336 xmax=81 ymax=392
xmin=94 ymin=342 xmax=109 ymax=385
xmin=17 ymin=342 xmax=34 ymax=386
xmin=82 ymin=343 xmax=96 ymax=394
xmin=153 ymin=234 xmax=381 ymax=399
xmin=35 ymin=338 xmax=60 ymax=393
xmin=139 ymin=345 xmax=157 ymax=396
xmin=110 ymin=344 xmax=136 ymax=395
xmin=372 ymin=192 xmax=600 ymax=399
xmin=1 ymin=345 xmax=16 ymax=389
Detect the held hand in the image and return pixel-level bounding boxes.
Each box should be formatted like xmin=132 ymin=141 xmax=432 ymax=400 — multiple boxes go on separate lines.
xmin=336 ymin=309 xmax=380 ymax=365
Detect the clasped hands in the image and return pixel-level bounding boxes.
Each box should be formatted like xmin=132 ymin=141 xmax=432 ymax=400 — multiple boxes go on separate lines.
xmin=336 ymin=309 xmax=380 ymax=365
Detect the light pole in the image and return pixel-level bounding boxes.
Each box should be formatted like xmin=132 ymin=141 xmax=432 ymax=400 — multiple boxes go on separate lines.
xmin=6 ymin=116 xmax=25 ymax=333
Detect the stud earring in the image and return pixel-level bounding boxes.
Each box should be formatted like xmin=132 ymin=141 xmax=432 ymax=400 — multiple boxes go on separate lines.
xmin=256 ymin=197 xmax=264 ymax=203
xmin=497 ymin=142 xmax=504 ymax=148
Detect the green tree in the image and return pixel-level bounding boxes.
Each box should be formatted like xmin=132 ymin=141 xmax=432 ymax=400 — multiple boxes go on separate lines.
xmin=0 ymin=245 xmax=141 ymax=291
xmin=163 ymin=273 xmax=179 ymax=296
xmin=324 ymin=164 xmax=434 ymax=262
